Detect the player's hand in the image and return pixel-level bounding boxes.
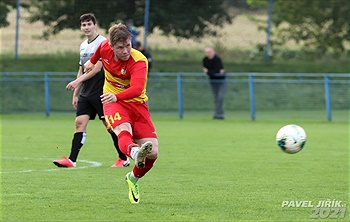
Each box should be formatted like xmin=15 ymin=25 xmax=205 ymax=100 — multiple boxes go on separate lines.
xmin=66 ymin=79 xmax=81 ymax=91
xmin=72 ymin=96 xmax=78 ymax=109
xmin=101 ymin=93 xmax=117 ymax=104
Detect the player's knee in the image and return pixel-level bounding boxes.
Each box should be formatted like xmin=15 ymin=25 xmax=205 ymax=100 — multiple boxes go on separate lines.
xmin=75 ymin=119 xmax=82 ymax=127
xmin=75 ymin=118 xmax=87 ymax=131
xmin=148 ymin=146 xmax=158 ymax=159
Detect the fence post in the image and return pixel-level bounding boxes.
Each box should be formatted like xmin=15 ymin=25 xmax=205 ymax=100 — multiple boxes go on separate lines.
xmin=324 ymin=75 xmax=332 ymax=121
xmin=15 ymin=0 xmax=21 ymax=61
xmin=177 ymin=74 xmax=183 ymax=119
xmin=143 ymin=0 xmax=150 ymax=49
xmin=44 ymin=73 xmax=50 ymax=117
xmin=264 ymin=0 xmax=273 ymax=63
xmin=249 ymin=75 xmax=256 ymax=120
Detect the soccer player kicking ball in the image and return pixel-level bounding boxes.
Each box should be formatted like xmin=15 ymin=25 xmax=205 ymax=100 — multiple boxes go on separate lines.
xmin=53 ymin=13 xmax=129 ymax=168
xmin=84 ymin=23 xmax=158 ymax=204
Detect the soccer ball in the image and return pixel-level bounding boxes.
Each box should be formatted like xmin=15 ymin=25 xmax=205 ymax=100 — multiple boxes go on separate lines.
xmin=276 ymin=124 xmax=307 ymax=154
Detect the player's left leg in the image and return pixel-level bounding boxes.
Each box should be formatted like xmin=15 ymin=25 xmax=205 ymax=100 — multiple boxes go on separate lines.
xmin=104 ymin=122 xmax=130 ymax=167
xmin=53 ymin=114 xmax=89 ymax=167
xmin=96 ymin=99 xmax=129 ymax=167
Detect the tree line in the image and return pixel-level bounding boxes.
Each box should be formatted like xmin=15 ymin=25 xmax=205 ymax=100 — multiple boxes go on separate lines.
xmin=2 ymin=0 xmax=349 ymax=54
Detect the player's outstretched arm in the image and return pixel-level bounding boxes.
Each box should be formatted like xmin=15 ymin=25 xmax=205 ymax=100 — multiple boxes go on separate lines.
xmin=66 ymin=61 xmax=102 ymax=91
xmin=84 ymin=59 xmax=95 ymax=73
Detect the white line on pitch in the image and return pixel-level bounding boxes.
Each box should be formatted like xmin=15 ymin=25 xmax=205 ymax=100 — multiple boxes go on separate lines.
xmin=0 ymin=157 xmax=102 ymax=174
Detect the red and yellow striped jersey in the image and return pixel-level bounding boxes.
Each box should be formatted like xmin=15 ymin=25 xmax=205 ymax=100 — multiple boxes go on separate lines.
xmin=90 ymin=40 xmax=148 ymax=103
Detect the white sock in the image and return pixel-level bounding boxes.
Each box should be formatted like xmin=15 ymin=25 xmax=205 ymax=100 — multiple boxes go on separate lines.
xmin=131 ymin=171 xmax=139 ymax=181
xmin=130 ymin=147 xmax=139 ymax=160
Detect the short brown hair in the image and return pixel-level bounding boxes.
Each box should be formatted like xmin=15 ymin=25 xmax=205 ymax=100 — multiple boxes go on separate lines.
xmin=80 ymin=13 xmax=97 ymax=25
xmin=109 ymin=23 xmax=132 ymax=46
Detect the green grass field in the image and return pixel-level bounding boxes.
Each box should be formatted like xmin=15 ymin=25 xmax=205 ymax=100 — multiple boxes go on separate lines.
xmin=1 ymin=114 xmax=348 ymax=221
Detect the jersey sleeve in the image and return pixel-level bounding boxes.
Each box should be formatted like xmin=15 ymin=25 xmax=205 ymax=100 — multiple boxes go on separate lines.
xmin=115 ymin=61 xmax=147 ymax=101
xmin=115 ymin=77 xmax=145 ymax=101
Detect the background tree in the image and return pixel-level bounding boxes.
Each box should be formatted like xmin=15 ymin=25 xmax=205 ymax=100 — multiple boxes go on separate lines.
xmin=25 ymin=0 xmax=233 ymax=40
xmin=248 ymin=0 xmax=350 ymax=53
xmin=0 ymin=0 xmax=29 ymax=28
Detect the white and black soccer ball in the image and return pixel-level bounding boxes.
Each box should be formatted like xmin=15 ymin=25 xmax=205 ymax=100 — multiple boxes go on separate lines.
xmin=276 ymin=124 xmax=307 ymax=154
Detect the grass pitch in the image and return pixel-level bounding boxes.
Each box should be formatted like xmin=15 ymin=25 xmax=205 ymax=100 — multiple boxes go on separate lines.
xmin=1 ymin=114 xmax=348 ymax=221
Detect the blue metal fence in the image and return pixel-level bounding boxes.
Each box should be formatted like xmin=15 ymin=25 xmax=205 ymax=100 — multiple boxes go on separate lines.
xmin=1 ymin=72 xmax=349 ymax=121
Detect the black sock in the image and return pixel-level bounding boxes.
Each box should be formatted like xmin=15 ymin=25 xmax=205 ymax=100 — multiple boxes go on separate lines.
xmin=69 ymin=132 xmax=86 ymax=162
xmin=109 ymin=131 xmax=127 ymax=161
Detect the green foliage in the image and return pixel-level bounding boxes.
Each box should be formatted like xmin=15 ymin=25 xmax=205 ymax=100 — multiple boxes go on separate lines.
xmin=0 ymin=53 xmax=79 ymax=72
xmin=246 ymin=0 xmax=268 ymax=8
xmin=25 ymin=0 xmax=232 ymax=40
xmin=273 ymin=0 xmax=350 ymax=53
xmin=248 ymin=0 xmax=350 ymax=53
xmin=0 ymin=0 xmax=29 ymax=28
xmin=1 ymin=114 xmax=348 ymax=221
xmin=1 ymin=49 xmax=349 ymax=73
xmin=0 ymin=1 xmax=12 ymax=28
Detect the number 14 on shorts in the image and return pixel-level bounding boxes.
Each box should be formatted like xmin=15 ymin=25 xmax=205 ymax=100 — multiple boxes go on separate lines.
xmin=107 ymin=113 xmax=122 ymax=125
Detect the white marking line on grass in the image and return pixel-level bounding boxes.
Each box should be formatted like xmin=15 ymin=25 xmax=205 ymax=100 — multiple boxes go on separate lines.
xmin=0 ymin=157 xmax=102 ymax=174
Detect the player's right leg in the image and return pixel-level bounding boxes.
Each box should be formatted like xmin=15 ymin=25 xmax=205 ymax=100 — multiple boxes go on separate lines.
xmin=123 ymin=102 xmax=158 ymax=204
xmin=131 ymin=141 xmax=153 ymax=168
xmin=125 ymin=171 xmax=140 ymax=204
xmin=125 ymin=140 xmax=155 ymax=204
xmin=125 ymin=139 xmax=157 ymax=204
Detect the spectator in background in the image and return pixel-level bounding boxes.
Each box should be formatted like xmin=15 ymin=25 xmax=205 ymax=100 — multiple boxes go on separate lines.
xmin=126 ymin=19 xmax=138 ymax=45
xmin=202 ymin=47 xmax=226 ymax=120
xmin=134 ymin=41 xmax=152 ymax=72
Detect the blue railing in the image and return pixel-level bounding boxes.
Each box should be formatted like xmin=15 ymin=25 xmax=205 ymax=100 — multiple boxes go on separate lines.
xmin=1 ymin=72 xmax=349 ymax=121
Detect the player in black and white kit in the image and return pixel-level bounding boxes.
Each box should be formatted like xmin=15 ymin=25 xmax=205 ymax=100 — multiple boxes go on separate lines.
xmin=54 ymin=13 xmax=129 ymax=168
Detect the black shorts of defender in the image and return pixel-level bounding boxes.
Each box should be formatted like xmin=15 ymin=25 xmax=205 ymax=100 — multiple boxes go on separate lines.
xmin=76 ymin=96 xmax=105 ymax=120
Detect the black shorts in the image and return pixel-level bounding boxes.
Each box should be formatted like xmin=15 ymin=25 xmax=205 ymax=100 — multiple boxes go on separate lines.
xmin=76 ymin=96 xmax=104 ymax=120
